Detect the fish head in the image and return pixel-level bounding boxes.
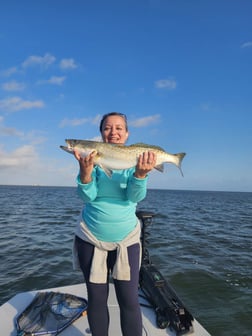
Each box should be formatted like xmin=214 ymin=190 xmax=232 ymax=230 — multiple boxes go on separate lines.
xmin=65 ymin=139 xmax=80 ymax=149
xmin=63 ymin=139 xmax=98 ymax=158
xmin=60 ymin=145 xmax=74 ymax=155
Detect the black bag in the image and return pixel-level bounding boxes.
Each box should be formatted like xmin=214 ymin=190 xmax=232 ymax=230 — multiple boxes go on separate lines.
xmin=140 ymin=264 xmax=194 ymax=335
xmin=137 ymin=211 xmax=194 ymax=335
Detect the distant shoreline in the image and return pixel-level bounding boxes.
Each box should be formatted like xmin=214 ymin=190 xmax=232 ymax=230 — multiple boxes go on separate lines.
xmin=0 ymin=184 xmax=251 ymax=193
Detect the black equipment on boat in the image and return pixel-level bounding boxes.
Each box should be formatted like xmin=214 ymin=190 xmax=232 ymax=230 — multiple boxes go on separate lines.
xmin=137 ymin=211 xmax=194 ymax=336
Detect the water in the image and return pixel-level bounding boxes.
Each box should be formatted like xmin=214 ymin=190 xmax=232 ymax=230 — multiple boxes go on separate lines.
xmin=0 ymin=186 xmax=251 ymax=336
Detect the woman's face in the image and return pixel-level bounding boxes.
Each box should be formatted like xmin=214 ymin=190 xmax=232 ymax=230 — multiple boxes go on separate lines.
xmin=101 ymin=115 xmax=129 ymax=144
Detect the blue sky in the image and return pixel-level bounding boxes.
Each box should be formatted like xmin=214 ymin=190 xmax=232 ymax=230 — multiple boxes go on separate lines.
xmin=0 ymin=0 xmax=251 ymax=191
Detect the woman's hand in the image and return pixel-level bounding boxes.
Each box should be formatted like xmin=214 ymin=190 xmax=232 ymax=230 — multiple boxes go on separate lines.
xmin=74 ymin=150 xmax=96 ymax=184
xmin=134 ymin=151 xmax=157 ymax=179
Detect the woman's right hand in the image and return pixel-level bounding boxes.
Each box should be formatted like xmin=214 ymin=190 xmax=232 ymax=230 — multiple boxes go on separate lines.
xmin=74 ymin=150 xmax=96 ymax=184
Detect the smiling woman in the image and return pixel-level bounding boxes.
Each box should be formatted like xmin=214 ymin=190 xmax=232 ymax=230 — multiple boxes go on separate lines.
xmin=70 ymin=112 xmax=160 ymax=336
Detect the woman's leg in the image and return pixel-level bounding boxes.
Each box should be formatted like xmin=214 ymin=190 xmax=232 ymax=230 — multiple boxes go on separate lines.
xmin=75 ymin=236 xmax=110 ymax=336
xmin=113 ymin=243 xmax=142 ymax=336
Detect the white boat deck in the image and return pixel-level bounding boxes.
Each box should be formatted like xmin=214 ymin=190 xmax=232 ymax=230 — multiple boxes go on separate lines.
xmin=0 ymin=283 xmax=211 ymax=336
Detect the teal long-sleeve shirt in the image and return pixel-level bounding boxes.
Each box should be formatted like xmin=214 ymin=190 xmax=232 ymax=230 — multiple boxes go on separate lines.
xmin=76 ymin=166 xmax=148 ymax=242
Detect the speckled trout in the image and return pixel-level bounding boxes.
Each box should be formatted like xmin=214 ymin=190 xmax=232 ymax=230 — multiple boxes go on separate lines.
xmin=60 ymin=139 xmax=186 ymax=177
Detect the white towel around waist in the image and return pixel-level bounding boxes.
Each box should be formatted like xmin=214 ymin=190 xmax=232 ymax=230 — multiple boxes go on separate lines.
xmin=73 ymin=218 xmax=141 ymax=283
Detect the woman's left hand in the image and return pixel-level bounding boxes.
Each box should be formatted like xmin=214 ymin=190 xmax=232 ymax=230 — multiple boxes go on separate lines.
xmin=134 ymin=151 xmax=157 ymax=179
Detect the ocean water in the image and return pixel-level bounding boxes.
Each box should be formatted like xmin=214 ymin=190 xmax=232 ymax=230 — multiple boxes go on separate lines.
xmin=0 ymin=185 xmax=251 ymax=336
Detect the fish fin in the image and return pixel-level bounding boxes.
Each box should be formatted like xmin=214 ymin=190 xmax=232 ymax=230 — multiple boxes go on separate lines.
xmin=154 ymin=164 xmax=164 ymax=173
xmin=129 ymin=143 xmax=166 ymax=152
xmin=99 ymin=164 xmax=113 ymax=178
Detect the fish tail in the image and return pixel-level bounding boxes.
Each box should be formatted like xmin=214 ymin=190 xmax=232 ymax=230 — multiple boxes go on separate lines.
xmin=175 ymin=152 xmax=186 ymax=176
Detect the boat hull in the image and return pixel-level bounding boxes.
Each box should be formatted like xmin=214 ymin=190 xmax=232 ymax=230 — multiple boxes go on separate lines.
xmin=0 ymin=283 xmax=211 ymax=336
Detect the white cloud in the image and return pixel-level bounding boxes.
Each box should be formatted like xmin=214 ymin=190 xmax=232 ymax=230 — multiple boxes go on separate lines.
xmin=91 ymin=136 xmax=102 ymax=142
xmin=48 ymin=76 xmax=66 ymax=85
xmin=59 ymin=58 xmax=78 ymax=70
xmin=59 ymin=117 xmax=90 ymax=127
xmin=0 ymin=116 xmax=46 ymax=140
xmin=0 ymin=96 xmax=44 ymax=112
xmin=0 ymin=67 xmax=19 ymax=77
xmin=91 ymin=114 xmax=102 ymax=126
xmin=22 ymin=53 xmax=56 ymax=68
xmin=0 ymin=144 xmax=78 ymax=186
xmin=154 ymin=78 xmax=177 ymax=90
xmin=129 ymin=114 xmax=160 ymax=127
xmin=37 ymin=76 xmax=66 ymax=85
xmin=0 ymin=125 xmax=24 ymax=137
xmin=0 ymin=145 xmax=38 ymax=169
xmin=25 ymin=130 xmax=48 ymax=145
xmin=59 ymin=115 xmax=101 ymax=128
xmin=2 ymin=80 xmax=26 ymax=91
xmin=241 ymin=41 xmax=252 ymax=48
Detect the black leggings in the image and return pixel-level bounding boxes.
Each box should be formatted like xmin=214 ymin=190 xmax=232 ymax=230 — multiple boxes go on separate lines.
xmin=75 ymin=236 xmax=142 ymax=336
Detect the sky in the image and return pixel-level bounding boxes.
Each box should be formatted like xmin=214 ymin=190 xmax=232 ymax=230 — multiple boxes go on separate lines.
xmin=0 ymin=0 xmax=251 ymax=192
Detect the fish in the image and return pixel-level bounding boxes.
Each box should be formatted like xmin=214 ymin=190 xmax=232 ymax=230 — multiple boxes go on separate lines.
xmin=60 ymin=139 xmax=186 ymax=177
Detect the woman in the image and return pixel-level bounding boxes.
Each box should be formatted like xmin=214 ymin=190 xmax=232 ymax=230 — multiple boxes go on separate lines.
xmin=73 ymin=112 xmax=156 ymax=336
